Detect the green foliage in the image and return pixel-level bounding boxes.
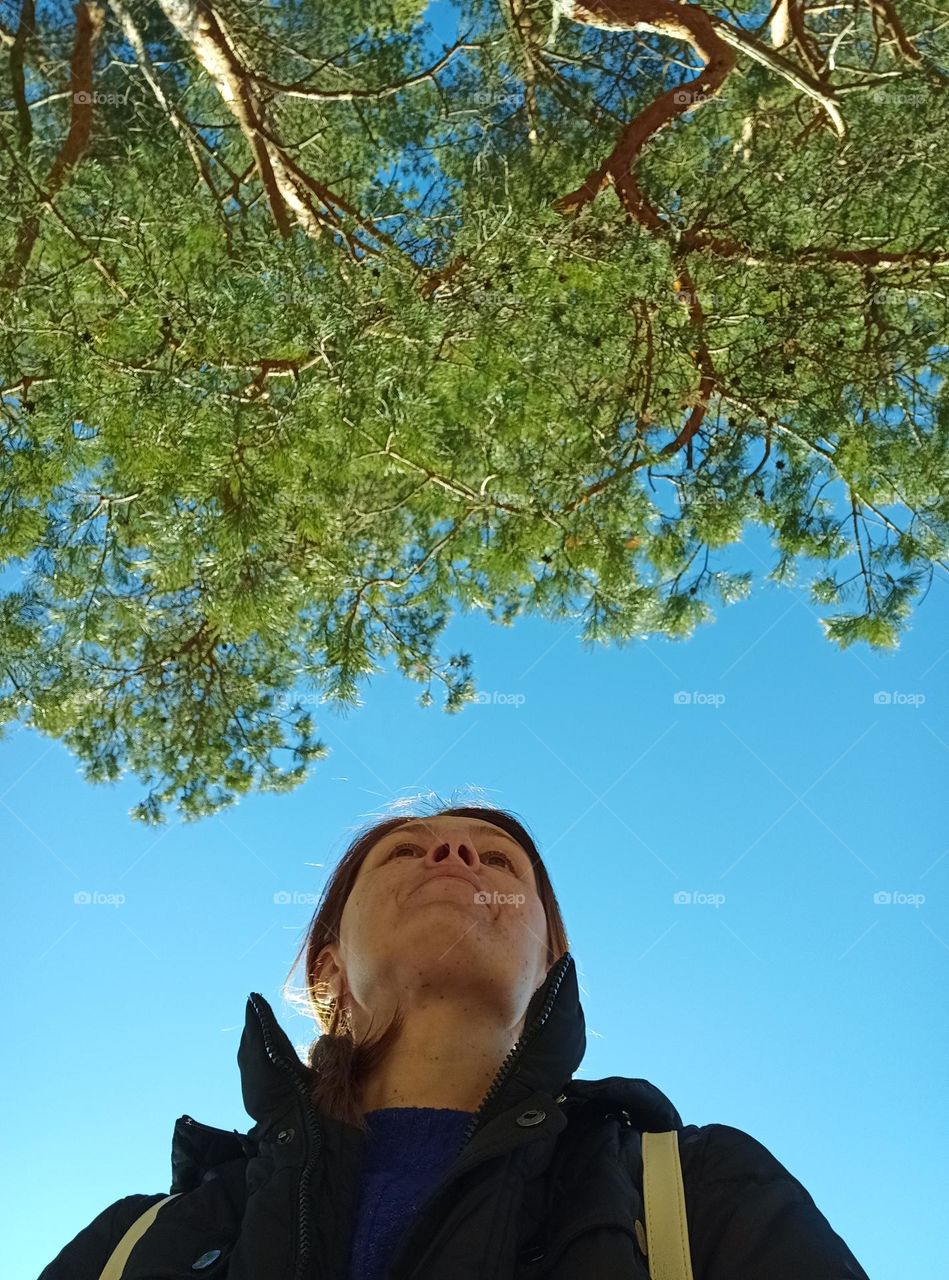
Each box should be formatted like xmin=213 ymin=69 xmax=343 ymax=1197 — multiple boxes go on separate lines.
xmin=1 ymin=0 xmax=947 ymax=821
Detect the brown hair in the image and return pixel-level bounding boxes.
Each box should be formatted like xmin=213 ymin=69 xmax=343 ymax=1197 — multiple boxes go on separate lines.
xmin=282 ymin=803 xmax=570 ymax=1132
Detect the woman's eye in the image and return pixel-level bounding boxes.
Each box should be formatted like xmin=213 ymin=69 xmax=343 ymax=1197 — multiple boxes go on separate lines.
xmin=485 ymin=852 xmax=515 ymax=870
xmin=387 ymin=844 xmax=515 ymax=870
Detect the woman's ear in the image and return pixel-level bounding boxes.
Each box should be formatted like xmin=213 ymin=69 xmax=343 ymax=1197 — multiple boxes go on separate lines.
xmin=315 ymin=943 xmax=348 ymax=1002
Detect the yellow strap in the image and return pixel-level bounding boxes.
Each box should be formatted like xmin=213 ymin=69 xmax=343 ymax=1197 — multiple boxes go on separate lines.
xmin=98 ymin=1193 xmax=182 ymax=1280
xmin=97 ymin=1134 xmax=689 ymax=1279
xmin=642 ymin=1130 xmax=695 ymax=1280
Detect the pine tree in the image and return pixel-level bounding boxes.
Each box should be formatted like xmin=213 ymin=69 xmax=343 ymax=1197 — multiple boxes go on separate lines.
xmin=1 ymin=0 xmax=947 ymax=821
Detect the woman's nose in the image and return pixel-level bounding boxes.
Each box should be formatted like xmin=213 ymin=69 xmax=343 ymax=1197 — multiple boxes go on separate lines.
xmin=428 ymin=841 xmax=476 ymax=867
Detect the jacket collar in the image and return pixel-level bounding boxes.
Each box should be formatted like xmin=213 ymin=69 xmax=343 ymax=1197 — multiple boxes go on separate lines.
xmin=171 ymin=951 xmax=682 ymax=1191
xmin=239 ymin=950 xmax=588 ymax=1127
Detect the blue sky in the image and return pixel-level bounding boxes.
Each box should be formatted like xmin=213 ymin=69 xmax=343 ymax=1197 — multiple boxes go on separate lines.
xmin=3 ymin=513 xmax=946 ymax=1279
xmin=4 ymin=4 xmax=948 ymax=1278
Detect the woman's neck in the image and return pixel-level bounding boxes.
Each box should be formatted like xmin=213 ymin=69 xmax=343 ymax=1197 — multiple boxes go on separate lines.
xmin=356 ymin=1002 xmax=522 ymax=1114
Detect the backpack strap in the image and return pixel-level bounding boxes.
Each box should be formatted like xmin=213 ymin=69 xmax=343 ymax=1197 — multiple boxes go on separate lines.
xmin=98 ymin=1193 xmax=183 ymax=1280
xmin=98 ymin=1129 xmax=692 ymax=1279
xmin=641 ymin=1130 xmax=695 ymax=1280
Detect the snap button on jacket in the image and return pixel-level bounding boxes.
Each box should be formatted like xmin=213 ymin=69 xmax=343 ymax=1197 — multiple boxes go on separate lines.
xmin=37 ymin=953 xmax=871 ymax=1280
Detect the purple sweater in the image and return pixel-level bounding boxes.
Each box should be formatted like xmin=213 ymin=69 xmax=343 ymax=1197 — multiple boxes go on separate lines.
xmin=346 ymin=1107 xmax=474 ymax=1280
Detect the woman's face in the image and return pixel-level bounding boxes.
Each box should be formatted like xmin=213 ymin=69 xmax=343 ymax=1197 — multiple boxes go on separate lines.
xmin=319 ymin=816 xmax=552 ymax=1036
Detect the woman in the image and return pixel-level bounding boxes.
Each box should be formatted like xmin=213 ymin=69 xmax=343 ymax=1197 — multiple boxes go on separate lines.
xmin=39 ymin=804 xmax=871 ymax=1279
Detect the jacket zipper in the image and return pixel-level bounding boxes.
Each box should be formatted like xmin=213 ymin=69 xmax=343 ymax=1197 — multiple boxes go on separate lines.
xmin=248 ymin=992 xmax=321 ymax=1280
xmin=456 ymin=949 xmax=572 ymax=1157
xmin=249 ymin=952 xmax=571 ymax=1280
xmin=385 ymin=951 xmax=573 ymax=1280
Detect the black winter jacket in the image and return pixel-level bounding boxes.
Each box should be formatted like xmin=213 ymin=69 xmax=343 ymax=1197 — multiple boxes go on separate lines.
xmin=38 ymin=952 xmax=871 ymax=1280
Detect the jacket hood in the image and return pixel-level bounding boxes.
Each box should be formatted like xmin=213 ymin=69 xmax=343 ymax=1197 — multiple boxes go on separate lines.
xmin=171 ymin=951 xmax=682 ymax=1192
